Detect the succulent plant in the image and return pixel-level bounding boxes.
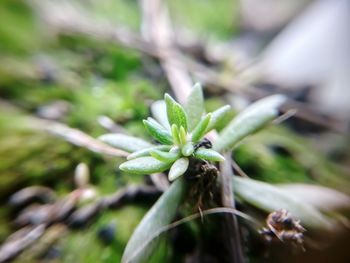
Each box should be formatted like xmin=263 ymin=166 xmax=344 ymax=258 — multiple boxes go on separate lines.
xmin=101 ymin=83 xmax=230 ymax=181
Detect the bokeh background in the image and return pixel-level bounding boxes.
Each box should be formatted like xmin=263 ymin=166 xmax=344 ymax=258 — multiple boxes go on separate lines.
xmin=0 ymin=0 xmax=349 ymax=262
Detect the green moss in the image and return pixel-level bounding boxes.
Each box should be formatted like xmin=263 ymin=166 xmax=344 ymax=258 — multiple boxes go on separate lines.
xmin=61 ymin=206 xmax=147 ymax=263
xmin=0 ymin=0 xmax=42 ymax=54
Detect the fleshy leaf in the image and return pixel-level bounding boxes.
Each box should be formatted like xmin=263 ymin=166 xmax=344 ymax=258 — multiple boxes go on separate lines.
xmin=171 ymin=124 xmax=180 ymax=145
xmin=181 ymin=142 xmax=194 ymax=156
xmin=279 ymin=184 xmax=350 ymax=213
xmin=168 ymin=157 xmax=189 ymax=181
xmin=99 ymin=133 xmax=153 ymax=153
xmin=233 ymin=177 xmax=332 ymax=230
xmin=205 ymin=105 xmax=231 ymax=132
xmin=185 ymin=83 xmax=204 ymax=131
xmin=213 ymin=95 xmax=286 ymax=152
xmin=193 ymin=148 xmax=225 ymax=162
xmin=143 ymin=118 xmax=173 ymax=145
xmin=191 ymin=113 xmax=211 ymax=142
xmin=179 ymin=126 xmax=187 ymax=145
xmin=151 ymin=100 xmax=170 ymax=130
xmin=119 ymin=157 xmax=171 ymax=175
xmin=150 ymin=149 xmax=179 ymax=163
xmin=127 ymin=145 xmax=172 ymax=160
xmin=121 ymin=178 xmax=186 ymax=263
xmin=165 ymin=94 xmax=188 ymax=131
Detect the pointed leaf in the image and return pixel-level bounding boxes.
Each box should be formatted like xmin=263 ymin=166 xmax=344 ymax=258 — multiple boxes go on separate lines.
xmin=179 ymin=126 xmax=187 ymax=145
xmin=233 ymin=177 xmax=332 ymax=230
xmin=127 ymin=145 xmax=172 ymax=160
xmin=279 ymin=184 xmax=350 ymax=213
xmin=171 ymin=124 xmax=180 ymax=145
xmin=119 ymin=157 xmax=171 ymax=175
xmin=185 ymin=83 xmax=204 ymax=131
xmin=99 ymin=133 xmax=153 ymax=153
xmin=151 ymin=100 xmax=170 ymax=130
xmin=206 ymin=105 xmax=231 ymax=132
xmin=143 ymin=118 xmax=173 ymax=145
xmin=213 ymin=95 xmax=286 ymax=152
xmin=122 ymin=178 xmax=186 ymax=263
xmin=181 ymin=142 xmax=194 ymax=157
xmin=150 ymin=149 xmax=179 ymax=163
xmin=168 ymin=158 xmax=189 ymax=181
xmin=165 ymin=94 xmax=188 ymax=131
xmin=194 ymin=148 xmax=225 ymax=162
xmin=191 ymin=113 xmax=211 ymax=142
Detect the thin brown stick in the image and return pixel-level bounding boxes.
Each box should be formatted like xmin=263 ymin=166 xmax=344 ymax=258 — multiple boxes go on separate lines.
xmin=40 ymin=120 xmax=128 ymax=157
xmin=0 ymin=224 xmax=46 ymax=263
xmin=139 ymin=0 xmax=192 ymax=103
xmin=29 ymin=1 xmax=347 ymax=133
xmin=220 ymin=154 xmax=245 ymax=263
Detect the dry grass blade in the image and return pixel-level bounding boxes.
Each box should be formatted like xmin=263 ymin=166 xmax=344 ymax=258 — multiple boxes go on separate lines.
xmin=43 ymin=120 xmax=129 ymax=157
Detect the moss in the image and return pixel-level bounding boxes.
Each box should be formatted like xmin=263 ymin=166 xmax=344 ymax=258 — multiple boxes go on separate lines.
xmin=61 ymin=206 xmax=147 ymax=263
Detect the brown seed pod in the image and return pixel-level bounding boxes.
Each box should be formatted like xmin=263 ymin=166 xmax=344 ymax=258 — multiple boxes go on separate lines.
xmin=260 ymin=209 xmax=306 ymax=250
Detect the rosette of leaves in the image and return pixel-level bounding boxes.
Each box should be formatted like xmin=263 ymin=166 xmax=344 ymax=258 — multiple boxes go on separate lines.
xmin=101 ymin=83 xmax=230 ymax=181
xmin=98 ymin=83 xmax=298 ymax=263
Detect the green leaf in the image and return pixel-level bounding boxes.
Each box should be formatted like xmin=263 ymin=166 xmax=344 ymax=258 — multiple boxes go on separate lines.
xmin=143 ymin=118 xmax=173 ymax=145
xmin=213 ymin=95 xmax=286 ymax=152
xmin=205 ymin=105 xmax=231 ymax=133
xmin=233 ymin=177 xmax=332 ymax=230
xmin=127 ymin=145 xmax=172 ymax=160
xmin=179 ymin=126 xmax=187 ymax=145
xmin=194 ymin=148 xmax=225 ymax=162
xmin=99 ymin=133 xmax=153 ymax=153
xmin=165 ymin=93 xmax=188 ymax=131
xmin=181 ymin=142 xmax=194 ymax=156
xmin=171 ymin=124 xmax=180 ymax=145
xmin=150 ymin=149 xmax=179 ymax=163
xmin=191 ymin=113 xmax=211 ymax=142
xmin=119 ymin=157 xmax=171 ymax=175
xmin=151 ymin=100 xmax=170 ymax=131
xmin=121 ymin=178 xmax=186 ymax=263
xmin=279 ymin=184 xmax=350 ymax=213
xmin=185 ymin=83 xmax=204 ymax=131
xmin=168 ymin=157 xmax=189 ymax=181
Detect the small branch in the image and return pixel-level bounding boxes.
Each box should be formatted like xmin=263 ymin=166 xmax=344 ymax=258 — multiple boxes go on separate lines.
xmin=29 ymin=1 xmax=347 ymax=133
xmin=40 ymin=120 xmax=128 ymax=157
xmin=220 ymin=154 xmax=245 ymax=263
xmin=139 ymin=0 xmax=192 ymax=103
xmin=0 ymin=225 xmax=46 ymax=263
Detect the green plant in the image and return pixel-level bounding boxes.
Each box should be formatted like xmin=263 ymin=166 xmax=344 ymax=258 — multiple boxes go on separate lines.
xmin=99 ymin=83 xmax=337 ymax=262
xmin=117 ymin=84 xmax=227 ymax=181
